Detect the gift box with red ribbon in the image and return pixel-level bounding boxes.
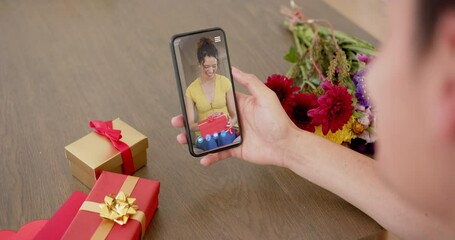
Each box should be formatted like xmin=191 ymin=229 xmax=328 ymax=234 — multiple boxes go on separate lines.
xmin=62 ymin=171 xmax=160 ymax=240
xmin=198 ymin=113 xmax=228 ymax=137
xmin=65 ymin=118 xmax=148 ymax=188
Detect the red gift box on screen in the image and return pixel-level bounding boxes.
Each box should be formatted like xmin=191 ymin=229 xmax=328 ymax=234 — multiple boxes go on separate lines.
xmin=62 ymin=172 xmax=160 ymax=240
xmin=198 ymin=113 xmax=228 ymax=137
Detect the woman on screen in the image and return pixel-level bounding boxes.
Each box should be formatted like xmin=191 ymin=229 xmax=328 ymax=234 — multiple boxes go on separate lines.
xmin=185 ymin=37 xmax=238 ymax=133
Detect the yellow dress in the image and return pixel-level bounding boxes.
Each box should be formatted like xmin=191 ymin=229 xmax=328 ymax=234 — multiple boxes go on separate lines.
xmin=185 ymin=74 xmax=231 ymax=122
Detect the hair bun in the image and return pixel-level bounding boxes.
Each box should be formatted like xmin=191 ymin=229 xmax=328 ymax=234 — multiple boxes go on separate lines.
xmin=197 ymin=37 xmax=218 ymax=64
xmin=197 ymin=37 xmax=214 ymax=49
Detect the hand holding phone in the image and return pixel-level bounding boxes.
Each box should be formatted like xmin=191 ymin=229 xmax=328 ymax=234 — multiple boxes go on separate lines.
xmin=170 ymin=28 xmax=243 ymax=157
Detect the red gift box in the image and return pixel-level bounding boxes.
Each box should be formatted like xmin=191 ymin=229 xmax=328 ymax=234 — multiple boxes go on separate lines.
xmin=0 ymin=220 xmax=48 ymax=240
xmin=62 ymin=172 xmax=160 ymax=240
xmin=34 ymin=191 xmax=87 ymax=240
xmin=198 ymin=113 xmax=228 ymax=137
xmin=0 ymin=191 xmax=87 ymax=240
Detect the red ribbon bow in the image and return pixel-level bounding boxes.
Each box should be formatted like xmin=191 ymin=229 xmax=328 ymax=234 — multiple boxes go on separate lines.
xmin=89 ymin=120 xmax=135 ymax=175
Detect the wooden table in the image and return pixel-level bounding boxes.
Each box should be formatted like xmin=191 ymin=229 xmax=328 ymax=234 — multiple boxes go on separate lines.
xmin=0 ymin=0 xmax=382 ymax=239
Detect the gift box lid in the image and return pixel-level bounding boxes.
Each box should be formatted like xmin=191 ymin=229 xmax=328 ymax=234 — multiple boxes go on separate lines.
xmin=65 ymin=118 xmax=148 ymax=171
xmin=198 ymin=113 xmax=227 ymax=127
xmin=198 ymin=114 xmax=228 ymax=137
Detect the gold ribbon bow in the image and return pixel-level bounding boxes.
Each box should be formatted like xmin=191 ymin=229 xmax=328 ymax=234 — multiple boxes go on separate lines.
xmin=79 ymin=176 xmax=146 ymax=240
xmin=99 ymin=191 xmax=138 ymax=225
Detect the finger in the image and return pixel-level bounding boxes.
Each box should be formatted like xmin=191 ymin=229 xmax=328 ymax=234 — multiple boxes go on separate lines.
xmin=176 ymin=132 xmax=188 ymax=144
xmin=200 ymin=151 xmax=232 ymax=167
xmin=232 ymin=67 xmax=272 ymax=100
xmin=171 ymin=115 xmax=185 ymax=128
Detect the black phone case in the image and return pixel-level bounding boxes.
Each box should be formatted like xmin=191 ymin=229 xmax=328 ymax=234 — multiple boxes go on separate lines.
xmin=169 ymin=27 xmax=243 ymax=157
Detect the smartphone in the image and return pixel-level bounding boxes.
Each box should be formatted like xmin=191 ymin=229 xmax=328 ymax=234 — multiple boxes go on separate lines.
xmin=170 ymin=27 xmax=242 ymax=157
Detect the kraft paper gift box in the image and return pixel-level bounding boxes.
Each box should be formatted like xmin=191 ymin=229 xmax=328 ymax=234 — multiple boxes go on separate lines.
xmin=62 ymin=171 xmax=160 ymax=240
xmin=198 ymin=113 xmax=228 ymax=137
xmin=65 ymin=118 xmax=148 ymax=188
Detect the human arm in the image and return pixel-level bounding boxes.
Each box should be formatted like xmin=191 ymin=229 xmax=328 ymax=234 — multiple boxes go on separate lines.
xmin=225 ymin=88 xmax=237 ymax=128
xmin=283 ymin=128 xmax=452 ymax=239
xmin=172 ymin=68 xmax=454 ymax=238
xmin=185 ymin=96 xmax=199 ymax=131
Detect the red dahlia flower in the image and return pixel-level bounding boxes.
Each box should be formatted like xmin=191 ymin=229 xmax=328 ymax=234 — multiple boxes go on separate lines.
xmin=265 ymin=74 xmax=300 ymax=103
xmin=308 ymin=82 xmax=354 ymax=135
xmin=286 ymin=92 xmax=318 ymax=132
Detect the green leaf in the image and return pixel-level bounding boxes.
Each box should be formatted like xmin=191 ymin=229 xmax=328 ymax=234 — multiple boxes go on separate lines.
xmin=342 ymin=44 xmax=376 ymax=56
xmin=345 ymin=78 xmax=356 ymax=91
xmin=284 ymin=47 xmax=299 ymax=63
xmin=346 ymin=51 xmax=358 ymax=62
xmin=353 ymin=110 xmax=364 ymax=118
xmin=303 ymin=27 xmax=314 ymax=40
xmin=310 ymin=76 xmax=322 ymax=86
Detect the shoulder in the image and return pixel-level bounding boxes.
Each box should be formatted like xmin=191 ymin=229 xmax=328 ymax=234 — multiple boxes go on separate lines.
xmin=188 ymin=78 xmax=200 ymax=88
xmin=187 ymin=78 xmax=200 ymax=90
xmin=186 ymin=78 xmax=200 ymax=96
xmin=217 ymin=75 xmax=231 ymax=89
xmin=217 ymin=74 xmax=230 ymax=83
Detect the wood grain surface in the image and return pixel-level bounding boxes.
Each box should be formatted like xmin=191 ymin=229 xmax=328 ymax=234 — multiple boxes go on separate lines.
xmin=0 ymin=0 xmax=381 ymax=239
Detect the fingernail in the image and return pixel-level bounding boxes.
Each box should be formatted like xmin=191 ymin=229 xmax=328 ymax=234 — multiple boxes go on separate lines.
xmin=200 ymin=159 xmax=206 ymax=166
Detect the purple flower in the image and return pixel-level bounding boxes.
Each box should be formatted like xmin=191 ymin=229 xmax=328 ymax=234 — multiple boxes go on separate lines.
xmin=352 ymin=71 xmax=369 ymax=107
xmin=350 ymin=138 xmax=375 ymax=155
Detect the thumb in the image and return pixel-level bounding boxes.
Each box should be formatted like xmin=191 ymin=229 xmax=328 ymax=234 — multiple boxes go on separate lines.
xmin=232 ymin=67 xmax=274 ymax=102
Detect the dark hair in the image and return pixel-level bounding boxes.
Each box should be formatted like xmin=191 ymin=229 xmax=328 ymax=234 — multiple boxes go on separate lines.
xmin=197 ymin=37 xmax=218 ymax=64
xmin=417 ymin=0 xmax=455 ymax=49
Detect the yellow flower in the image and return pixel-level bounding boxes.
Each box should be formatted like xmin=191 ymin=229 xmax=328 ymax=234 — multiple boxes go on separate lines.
xmin=314 ymin=116 xmax=356 ymax=144
xmin=352 ymin=121 xmax=366 ymax=135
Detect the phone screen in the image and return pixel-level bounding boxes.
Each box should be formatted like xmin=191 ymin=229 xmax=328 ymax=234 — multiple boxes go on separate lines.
xmin=170 ymin=28 xmax=242 ymax=157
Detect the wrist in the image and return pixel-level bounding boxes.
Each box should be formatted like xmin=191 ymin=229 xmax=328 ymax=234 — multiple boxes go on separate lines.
xmin=281 ymin=126 xmax=311 ymax=170
xmin=274 ymin=125 xmax=299 ymax=168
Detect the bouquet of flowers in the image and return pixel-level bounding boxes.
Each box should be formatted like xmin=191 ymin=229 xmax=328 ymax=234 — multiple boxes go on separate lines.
xmin=265 ymin=1 xmax=376 ymax=154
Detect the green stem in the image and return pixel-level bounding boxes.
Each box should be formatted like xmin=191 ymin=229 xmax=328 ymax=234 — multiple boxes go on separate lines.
xmin=293 ymin=28 xmax=304 ymax=56
xmin=305 ymin=79 xmax=317 ymax=90
xmin=299 ymin=65 xmax=307 ymax=81
xmin=308 ymin=26 xmax=327 ymax=82
xmin=299 ymin=64 xmax=316 ymax=91
xmin=286 ymin=62 xmax=298 ymax=78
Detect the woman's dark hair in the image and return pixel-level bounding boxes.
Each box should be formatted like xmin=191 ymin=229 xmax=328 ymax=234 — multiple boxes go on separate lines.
xmin=197 ymin=37 xmax=218 ymax=64
xmin=418 ymin=0 xmax=455 ymax=49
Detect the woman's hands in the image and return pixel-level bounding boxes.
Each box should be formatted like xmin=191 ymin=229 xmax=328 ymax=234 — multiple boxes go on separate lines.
xmin=172 ymin=67 xmax=298 ymax=167
xmin=226 ymin=86 xmax=238 ymax=128
xmin=207 ymin=112 xmax=236 ymax=128
xmin=226 ymin=115 xmax=237 ymax=128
